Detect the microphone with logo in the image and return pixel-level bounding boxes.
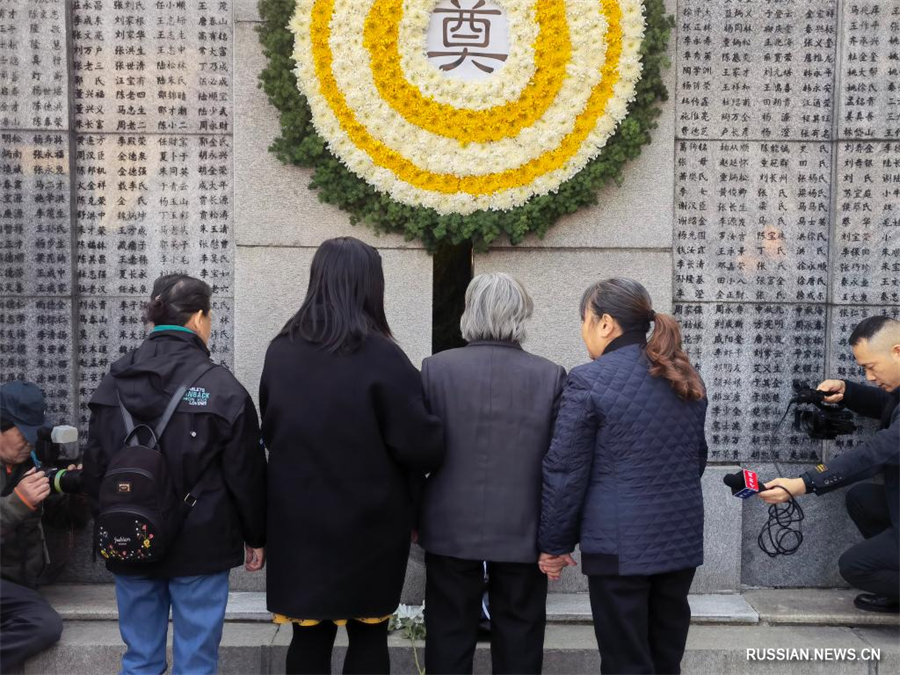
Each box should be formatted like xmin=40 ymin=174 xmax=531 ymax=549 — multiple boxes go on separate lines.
xmin=723 ymin=469 xmax=804 ymax=557
xmin=723 ymin=469 xmax=766 ymax=499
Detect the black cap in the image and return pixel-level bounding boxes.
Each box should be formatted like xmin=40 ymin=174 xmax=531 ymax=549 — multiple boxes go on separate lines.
xmin=0 ymin=381 xmax=46 ymax=445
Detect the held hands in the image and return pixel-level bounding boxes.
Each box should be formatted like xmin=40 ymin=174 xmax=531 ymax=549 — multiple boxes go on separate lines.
xmin=758 ymin=478 xmax=807 ymax=504
xmin=817 ymin=379 xmax=846 ymax=404
xmin=245 ymin=545 xmax=266 ymax=572
xmin=16 ymin=468 xmax=50 ymax=507
xmin=538 ymin=552 xmax=577 ymax=581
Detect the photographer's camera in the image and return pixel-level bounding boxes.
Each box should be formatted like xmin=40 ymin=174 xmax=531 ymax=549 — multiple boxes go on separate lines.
xmin=791 ymin=385 xmax=857 ymax=440
xmin=33 ymin=425 xmax=83 ymax=495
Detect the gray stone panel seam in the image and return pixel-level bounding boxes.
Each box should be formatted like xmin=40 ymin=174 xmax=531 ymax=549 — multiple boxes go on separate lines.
xmin=824 ymin=0 xmax=846 ymax=366
xmin=849 ymin=626 xmax=881 ymax=675
xmin=265 ymin=625 xmax=286 ymax=673
xmin=236 ymin=244 xmax=427 ymax=251
xmin=483 ymin=246 xmax=673 ymax=254
xmin=672 ymin=299 xmax=829 ymax=307
xmin=71 ymin=131 xmax=231 ymax=138
xmin=6 ymin=296 xmax=76 ymax=301
xmin=671 ymin=0 xmax=683 ymax=338
xmin=65 ymin=0 xmax=81 ymax=423
xmin=0 ymin=127 xmax=69 ymax=133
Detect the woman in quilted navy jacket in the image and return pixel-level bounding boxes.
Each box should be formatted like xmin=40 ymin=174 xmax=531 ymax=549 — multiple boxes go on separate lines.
xmin=538 ymin=278 xmax=708 ymax=675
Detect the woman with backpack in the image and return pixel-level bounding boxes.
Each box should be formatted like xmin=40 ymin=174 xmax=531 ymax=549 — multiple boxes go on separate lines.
xmin=82 ymin=274 xmax=267 ymax=675
xmin=261 ymin=237 xmax=444 ymax=675
xmin=538 ymin=278 xmax=708 ymax=675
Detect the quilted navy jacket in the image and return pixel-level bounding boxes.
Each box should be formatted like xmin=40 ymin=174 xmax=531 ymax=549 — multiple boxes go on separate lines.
xmin=539 ymin=334 xmax=708 ymax=576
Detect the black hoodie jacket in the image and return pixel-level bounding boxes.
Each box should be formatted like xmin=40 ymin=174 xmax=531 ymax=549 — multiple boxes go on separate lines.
xmin=82 ymin=329 xmax=267 ymax=578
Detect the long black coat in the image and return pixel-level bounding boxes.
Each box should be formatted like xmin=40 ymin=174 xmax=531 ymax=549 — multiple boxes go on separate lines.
xmin=260 ymin=333 xmax=444 ymax=620
xmin=83 ymin=330 xmax=267 ymax=578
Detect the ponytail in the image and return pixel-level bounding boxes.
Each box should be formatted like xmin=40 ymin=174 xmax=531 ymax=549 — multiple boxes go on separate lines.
xmin=581 ymin=278 xmax=705 ymax=401
xmin=646 ymin=312 xmax=705 ymax=401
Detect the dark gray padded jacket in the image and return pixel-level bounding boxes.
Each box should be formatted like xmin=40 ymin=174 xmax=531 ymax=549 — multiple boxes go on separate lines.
xmin=539 ymin=335 xmax=708 ymax=576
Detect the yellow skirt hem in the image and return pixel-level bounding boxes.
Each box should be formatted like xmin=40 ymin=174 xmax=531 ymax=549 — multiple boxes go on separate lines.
xmin=272 ymin=613 xmax=391 ymax=627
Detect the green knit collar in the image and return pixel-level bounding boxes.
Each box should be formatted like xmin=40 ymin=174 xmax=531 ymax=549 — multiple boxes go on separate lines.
xmin=151 ymin=325 xmax=196 ymax=335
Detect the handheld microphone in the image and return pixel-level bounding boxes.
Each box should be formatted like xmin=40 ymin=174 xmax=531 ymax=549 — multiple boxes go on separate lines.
xmin=723 ymin=469 xmax=767 ymax=499
xmin=723 ymin=469 xmax=804 ymax=557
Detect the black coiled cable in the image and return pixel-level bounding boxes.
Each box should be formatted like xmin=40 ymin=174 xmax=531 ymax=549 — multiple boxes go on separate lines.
xmin=756 ymin=396 xmax=808 ymax=557
xmin=757 ymin=485 xmax=805 ymax=557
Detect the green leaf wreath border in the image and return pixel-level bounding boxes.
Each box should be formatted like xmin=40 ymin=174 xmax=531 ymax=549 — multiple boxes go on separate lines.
xmin=257 ymin=0 xmax=673 ymax=252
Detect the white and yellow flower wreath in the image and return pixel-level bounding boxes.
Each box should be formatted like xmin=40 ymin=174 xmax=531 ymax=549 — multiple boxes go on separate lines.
xmin=288 ymin=0 xmax=647 ymax=216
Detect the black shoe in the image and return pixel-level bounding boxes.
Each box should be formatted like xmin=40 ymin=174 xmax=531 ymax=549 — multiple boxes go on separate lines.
xmin=854 ymin=593 xmax=900 ymax=614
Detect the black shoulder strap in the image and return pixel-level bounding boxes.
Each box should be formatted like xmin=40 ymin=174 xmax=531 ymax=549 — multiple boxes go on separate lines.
xmin=117 ymin=396 xmax=158 ymax=449
xmin=116 ymin=361 xmax=216 ymax=449
xmin=118 ymin=396 xmax=136 ymax=437
xmin=181 ymin=455 xmax=220 ymax=511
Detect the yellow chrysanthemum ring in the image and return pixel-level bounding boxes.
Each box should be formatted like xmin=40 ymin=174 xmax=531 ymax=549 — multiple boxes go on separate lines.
xmin=289 ymin=0 xmax=646 ymax=215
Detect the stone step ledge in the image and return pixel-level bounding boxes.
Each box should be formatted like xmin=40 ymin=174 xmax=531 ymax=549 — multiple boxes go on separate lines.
xmin=25 ymin=622 xmax=900 ymax=675
xmin=41 ymin=585 xmax=900 ymax=628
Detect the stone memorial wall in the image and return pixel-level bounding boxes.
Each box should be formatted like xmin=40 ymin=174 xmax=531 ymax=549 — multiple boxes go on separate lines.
xmin=673 ymin=0 xmax=899 ymax=588
xmin=1 ymin=0 xmax=237 ymax=584
xmin=0 ymin=0 xmax=898 ymax=593
xmin=1 ymin=0 xmax=234 ymax=435
xmin=673 ymin=0 xmax=900 ymax=466
xmin=1 ymin=0 xmax=74 ymax=426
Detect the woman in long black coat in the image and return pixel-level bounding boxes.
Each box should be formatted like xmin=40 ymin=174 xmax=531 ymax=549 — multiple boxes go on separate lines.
xmin=260 ymin=237 xmax=444 ymax=675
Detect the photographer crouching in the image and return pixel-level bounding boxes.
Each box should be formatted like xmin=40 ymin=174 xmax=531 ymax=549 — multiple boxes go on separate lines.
xmin=1 ymin=381 xmax=89 ymax=672
xmin=761 ymin=316 xmax=899 ymax=614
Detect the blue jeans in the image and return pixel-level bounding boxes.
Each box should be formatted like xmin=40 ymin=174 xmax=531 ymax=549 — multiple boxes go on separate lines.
xmin=114 ymin=571 xmax=230 ymax=675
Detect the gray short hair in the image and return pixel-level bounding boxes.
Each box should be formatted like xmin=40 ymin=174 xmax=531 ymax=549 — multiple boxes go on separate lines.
xmin=460 ymin=273 xmax=534 ymax=343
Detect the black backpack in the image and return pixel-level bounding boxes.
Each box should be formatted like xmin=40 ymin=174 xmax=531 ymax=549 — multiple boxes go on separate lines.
xmin=95 ymin=363 xmax=213 ymax=564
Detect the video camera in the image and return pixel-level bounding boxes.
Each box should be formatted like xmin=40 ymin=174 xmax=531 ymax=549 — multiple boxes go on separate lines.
xmin=790 ymin=385 xmax=856 ymax=441
xmin=32 ymin=425 xmax=83 ymax=495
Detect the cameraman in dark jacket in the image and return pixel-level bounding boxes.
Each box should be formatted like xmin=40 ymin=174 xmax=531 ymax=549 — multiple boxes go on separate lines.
xmin=1 ymin=381 xmax=88 ymax=672
xmin=762 ymin=316 xmax=899 ymax=614
xmin=82 ymin=274 xmax=268 ymax=674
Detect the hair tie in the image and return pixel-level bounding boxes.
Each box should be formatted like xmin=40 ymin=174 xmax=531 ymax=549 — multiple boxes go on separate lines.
xmin=648 ymin=310 xmax=656 ymax=322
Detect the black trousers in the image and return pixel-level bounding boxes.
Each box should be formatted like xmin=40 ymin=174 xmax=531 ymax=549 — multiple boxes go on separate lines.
xmin=424 ymin=553 xmax=547 ymax=675
xmin=285 ymin=620 xmax=390 ymax=675
xmin=840 ymin=483 xmax=900 ymax=600
xmin=0 ymin=578 xmax=63 ymax=673
xmin=588 ymin=567 xmax=696 ymax=675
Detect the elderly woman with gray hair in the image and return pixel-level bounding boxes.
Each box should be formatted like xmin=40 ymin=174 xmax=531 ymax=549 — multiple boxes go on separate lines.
xmin=419 ymin=273 xmax=566 ymax=675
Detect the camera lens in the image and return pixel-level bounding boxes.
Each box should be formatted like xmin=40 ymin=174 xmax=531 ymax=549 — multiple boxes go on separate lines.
xmin=60 ymin=470 xmax=83 ymax=494
xmin=44 ymin=468 xmax=83 ymax=495
xmin=795 ymin=409 xmax=831 ymax=440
